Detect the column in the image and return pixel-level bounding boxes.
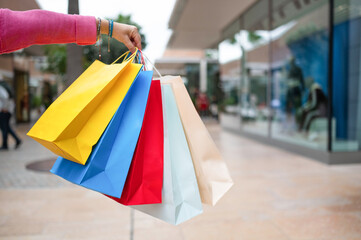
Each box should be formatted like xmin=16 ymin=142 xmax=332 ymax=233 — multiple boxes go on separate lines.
xmin=200 ymin=59 xmax=207 ymax=93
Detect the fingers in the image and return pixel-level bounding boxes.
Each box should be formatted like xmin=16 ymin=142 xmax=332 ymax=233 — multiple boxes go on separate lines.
xmin=122 ymin=37 xmax=136 ymax=53
xmin=112 ymin=23 xmax=142 ymax=52
xmin=131 ymin=29 xmax=142 ymax=50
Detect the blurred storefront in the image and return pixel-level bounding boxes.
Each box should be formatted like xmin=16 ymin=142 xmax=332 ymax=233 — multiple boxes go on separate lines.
xmin=166 ymin=0 xmax=361 ymax=164
xmin=155 ymin=49 xmax=221 ymax=117
xmin=0 ymin=0 xmax=56 ymax=123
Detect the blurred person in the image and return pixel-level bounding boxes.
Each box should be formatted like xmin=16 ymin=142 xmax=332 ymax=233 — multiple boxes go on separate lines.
xmin=297 ymin=78 xmax=327 ymax=132
xmin=286 ymin=57 xmax=305 ymax=114
xmin=0 ymin=8 xmax=142 ymax=54
xmin=284 ymin=57 xmax=305 ymax=133
xmin=196 ymin=93 xmax=209 ymax=117
xmin=0 ymin=84 xmax=22 ymax=150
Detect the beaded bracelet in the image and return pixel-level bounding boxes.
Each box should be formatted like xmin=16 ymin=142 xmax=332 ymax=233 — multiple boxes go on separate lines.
xmin=109 ymin=20 xmax=114 ymax=38
xmin=96 ymin=18 xmax=101 ymax=41
xmin=97 ymin=18 xmax=102 ymax=60
xmin=108 ymin=20 xmax=114 ymax=52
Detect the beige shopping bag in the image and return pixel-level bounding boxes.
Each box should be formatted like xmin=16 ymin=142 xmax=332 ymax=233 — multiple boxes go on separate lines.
xmin=162 ymin=76 xmax=233 ymax=206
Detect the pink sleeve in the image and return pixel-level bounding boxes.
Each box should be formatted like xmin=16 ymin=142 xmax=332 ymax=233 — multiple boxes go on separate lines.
xmin=0 ymin=9 xmax=97 ymax=54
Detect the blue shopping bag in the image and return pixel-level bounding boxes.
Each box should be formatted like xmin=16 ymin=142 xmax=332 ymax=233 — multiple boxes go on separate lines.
xmin=51 ymin=70 xmax=153 ymax=197
xmin=133 ymin=83 xmax=203 ymax=225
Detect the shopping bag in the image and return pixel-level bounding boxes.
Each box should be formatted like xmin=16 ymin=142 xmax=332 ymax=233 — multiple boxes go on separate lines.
xmin=162 ymin=76 xmax=233 ymax=206
xmin=27 ymin=51 xmax=141 ymax=165
xmin=108 ymin=80 xmax=163 ymax=205
xmin=50 ymin=69 xmax=153 ymax=197
xmin=132 ymin=84 xmax=203 ymax=225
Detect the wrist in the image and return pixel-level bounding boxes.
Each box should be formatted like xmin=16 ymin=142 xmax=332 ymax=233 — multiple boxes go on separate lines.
xmin=100 ymin=19 xmax=109 ymax=35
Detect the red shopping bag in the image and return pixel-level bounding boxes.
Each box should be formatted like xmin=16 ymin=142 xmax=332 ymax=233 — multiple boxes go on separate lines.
xmin=108 ymin=80 xmax=164 ymax=205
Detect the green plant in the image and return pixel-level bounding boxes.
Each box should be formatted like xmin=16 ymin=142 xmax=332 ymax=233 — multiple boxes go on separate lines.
xmin=248 ymin=31 xmax=262 ymax=43
xmin=31 ymin=95 xmax=42 ymax=108
xmin=42 ymin=45 xmax=67 ymax=75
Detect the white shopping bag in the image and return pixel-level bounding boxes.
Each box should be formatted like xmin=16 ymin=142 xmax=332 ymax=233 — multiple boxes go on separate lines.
xmin=133 ymin=83 xmax=203 ymax=225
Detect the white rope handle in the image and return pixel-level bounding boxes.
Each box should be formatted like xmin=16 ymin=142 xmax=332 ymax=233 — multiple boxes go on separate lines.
xmin=141 ymin=52 xmax=163 ymax=78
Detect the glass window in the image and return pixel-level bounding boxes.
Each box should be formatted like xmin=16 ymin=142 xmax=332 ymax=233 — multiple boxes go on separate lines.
xmin=238 ymin=0 xmax=270 ymax=136
xmin=332 ymin=0 xmax=361 ymax=151
xmin=218 ymin=0 xmax=361 ymax=154
xmin=184 ymin=63 xmax=200 ymax=107
xmin=219 ymin=37 xmax=242 ymax=120
xmin=207 ymin=63 xmax=222 ymax=119
xmin=270 ymin=0 xmax=330 ymax=150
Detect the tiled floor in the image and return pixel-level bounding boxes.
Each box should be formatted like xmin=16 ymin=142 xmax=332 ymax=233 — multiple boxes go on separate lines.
xmin=0 ymin=123 xmax=360 ymax=240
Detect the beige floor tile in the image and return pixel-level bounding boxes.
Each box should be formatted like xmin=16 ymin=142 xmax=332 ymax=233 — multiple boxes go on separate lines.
xmin=1 ymin=123 xmax=361 ymax=239
xmin=0 ymin=188 xmax=131 ymax=238
xmin=0 ymin=221 xmax=45 ymax=237
xmin=0 ymin=234 xmax=61 ymax=240
xmin=272 ymin=213 xmax=361 ymax=240
xmin=132 ymin=210 xmax=179 ymax=229
xmin=181 ymin=219 xmax=288 ymax=240
xmin=134 ymin=228 xmax=183 ymax=240
xmin=63 ymin=229 xmax=130 ymax=240
xmin=43 ymin=221 xmax=131 ymax=238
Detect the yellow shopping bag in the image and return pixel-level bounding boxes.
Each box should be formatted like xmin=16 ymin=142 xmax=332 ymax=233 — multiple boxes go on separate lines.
xmin=28 ymin=51 xmax=142 ymax=165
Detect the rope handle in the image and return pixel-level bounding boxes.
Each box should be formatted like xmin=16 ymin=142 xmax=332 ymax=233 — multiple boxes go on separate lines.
xmin=111 ymin=48 xmax=138 ymax=65
xmin=110 ymin=48 xmax=162 ymax=78
xmin=139 ymin=50 xmax=162 ymax=78
xmin=122 ymin=50 xmax=146 ymax=69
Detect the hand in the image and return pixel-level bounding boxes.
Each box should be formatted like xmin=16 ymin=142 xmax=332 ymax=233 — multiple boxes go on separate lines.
xmin=99 ymin=19 xmax=142 ymax=52
xmin=113 ymin=23 xmax=142 ymax=52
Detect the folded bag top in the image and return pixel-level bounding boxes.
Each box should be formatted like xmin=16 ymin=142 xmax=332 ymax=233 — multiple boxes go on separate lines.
xmin=27 ymin=51 xmax=142 ymax=165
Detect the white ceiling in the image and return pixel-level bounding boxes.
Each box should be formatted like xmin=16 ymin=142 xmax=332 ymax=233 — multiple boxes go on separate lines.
xmin=167 ymin=0 xmax=256 ymax=49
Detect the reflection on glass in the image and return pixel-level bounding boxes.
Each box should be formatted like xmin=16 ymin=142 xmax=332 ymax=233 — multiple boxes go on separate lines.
xmin=240 ymin=0 xmax=270 ymax=136
xmin=219 ymin=0 xmax=361 ymax=154
xmin=240 ymin=30 xmax=269 ymax=135
xmin=219 ymin=39 xmax=241 ymax=116
xmin=270 ymin=0 xmax=329 ymax=150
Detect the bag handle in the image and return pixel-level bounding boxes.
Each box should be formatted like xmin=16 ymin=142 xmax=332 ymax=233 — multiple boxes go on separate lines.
xmin=110 ymin=48 xmax=163 ymax=78
xmin=137 ymin=50 xmax=146 ymax=66
xmin=138 ymin=50 xmax=162 ymax=77
xmin=138 ymin=49 xmax=163 ymax=77
xmin=122 ymin=50 xmax=145 ymax=66
xmin=111 ymin=48 xmax=138 ymax=65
